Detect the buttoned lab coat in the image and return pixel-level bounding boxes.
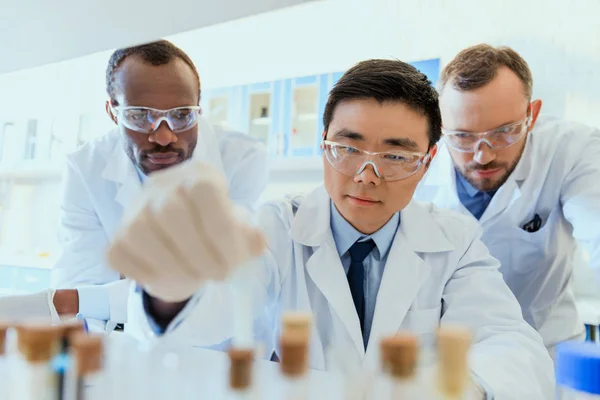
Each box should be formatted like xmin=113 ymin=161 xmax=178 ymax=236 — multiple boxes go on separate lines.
xmin=415 ymin=116 xmax=600 ymax=352
xmin=51 ymin=119 xmax=268 ymax=329
xmin=128 ymin=186 xmax=554 ymax=399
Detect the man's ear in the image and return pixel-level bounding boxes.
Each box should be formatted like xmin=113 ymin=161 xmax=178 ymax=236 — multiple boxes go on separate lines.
xmin=106 ymin=100 xmax=117 ymax=125
xmin=528 ymin=99 xmax=543 ymax=131
xmin=425 ymin=144 xmax=438 ymax=171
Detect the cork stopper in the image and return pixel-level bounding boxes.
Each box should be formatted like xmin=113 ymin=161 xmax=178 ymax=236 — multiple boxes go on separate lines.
xmin=15 ymin=323 xmax=60 ymax=363
xmin=280 ymin=333 xmax=309 ymax=377
xmin=0 ymin=322 xmax=10 ymax=355
xmin=57 ymin=319 xmax=85 ymax=348
xmin=380 ymin=333 xmax=418 ymax=379
xmin=436 ymin=326 xmax=472 ymax=397
xmin=71 ymin=333 xmax=103 ymax=376
xmin=228 ymin=348 xmax=254 ymax=390
xmin=281 ymin=312 xmax=312 ymax=340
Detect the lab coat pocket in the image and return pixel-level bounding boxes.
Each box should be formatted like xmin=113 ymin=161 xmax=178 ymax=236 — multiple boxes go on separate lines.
xmin=510 ymin=208 xmax=559 ymax=273
xmin=400 ymin=307 xmax=442 ymax=344
xmin=400 ymin=306 xmax=442 ymax=366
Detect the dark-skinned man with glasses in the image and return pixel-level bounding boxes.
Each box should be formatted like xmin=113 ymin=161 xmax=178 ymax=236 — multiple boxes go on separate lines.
xmin=44 ymin=40 xmax=268 ymax=331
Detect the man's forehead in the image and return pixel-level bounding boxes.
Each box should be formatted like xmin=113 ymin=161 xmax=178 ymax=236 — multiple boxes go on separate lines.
xmin=113 ymin=56 xmax=199 ymax=106
xmin=330 ymin=100 xmax=430 ymax=151
xmin=440 ymin=70 xmax=529 ymax=131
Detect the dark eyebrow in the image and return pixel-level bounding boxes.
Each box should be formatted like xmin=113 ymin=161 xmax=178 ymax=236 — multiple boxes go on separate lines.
xmin=332 ymin=128 xmax=365 ymax=141
xmin=382 ymin=137 xmax=420 ymax=151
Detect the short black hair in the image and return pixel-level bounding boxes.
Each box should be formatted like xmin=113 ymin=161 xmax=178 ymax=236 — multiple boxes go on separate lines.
xmin=323 ymin=59 xmax=441 ymax=148
xmin=105 ymin=40 xmax=200 ymax=105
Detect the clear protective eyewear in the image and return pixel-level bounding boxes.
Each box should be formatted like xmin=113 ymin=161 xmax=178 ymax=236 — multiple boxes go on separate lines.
xmin=321 ymin=140 xmax=432 ymax=181
xmin=111 ymin=105 xmax=202 ymax=134
xmin=442 ymin=115 xmax=532 ymax=153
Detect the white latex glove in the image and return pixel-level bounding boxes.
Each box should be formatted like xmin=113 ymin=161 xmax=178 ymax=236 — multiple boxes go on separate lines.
xmin=106 ymin=160 xmax=266 ymax=303
xmin=0 ymin=289 xmax=60 ymax=322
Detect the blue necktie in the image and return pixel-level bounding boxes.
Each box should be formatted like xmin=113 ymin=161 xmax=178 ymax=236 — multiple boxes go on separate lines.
xmin=347 ymin=239 xmax=375 ymax=346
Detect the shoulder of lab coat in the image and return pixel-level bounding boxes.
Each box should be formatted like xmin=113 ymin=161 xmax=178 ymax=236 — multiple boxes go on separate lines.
xmin=550 ymin=118 xmax=600 ymax=276
xmin=194 ymin=119 xmax=269 ymax=212
xmin=53 ymin=125 xmax=267 ymax=324
xmin=51 ymin=130 xmax=120 ymax=287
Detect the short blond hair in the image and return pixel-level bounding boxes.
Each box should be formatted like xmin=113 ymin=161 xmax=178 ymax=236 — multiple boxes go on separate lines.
xmin=439 ymin=44 xmax=533 ymax=99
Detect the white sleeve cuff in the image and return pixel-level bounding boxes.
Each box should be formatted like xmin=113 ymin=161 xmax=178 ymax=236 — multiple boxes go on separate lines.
xmin=76 ymin=285 xmax=110 ymax=321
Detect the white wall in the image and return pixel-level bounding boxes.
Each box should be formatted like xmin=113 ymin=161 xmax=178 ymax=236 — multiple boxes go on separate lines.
xmin=1 ymin=0 xmax=599 ymax=126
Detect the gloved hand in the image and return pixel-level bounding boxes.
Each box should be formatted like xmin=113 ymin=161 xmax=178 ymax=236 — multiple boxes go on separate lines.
xmin=106 ymin=160 xmax=266 ymax=303
xmin=0 ymin=289 xmax=60 ymax=322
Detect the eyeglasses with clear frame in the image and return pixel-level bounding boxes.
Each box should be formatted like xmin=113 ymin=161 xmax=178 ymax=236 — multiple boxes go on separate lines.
xmin=442 ymin=106 xmax=533 ymax=153
xmin=321 ymin=140 xmax=432 ymax=181
xmin=110 ymin=105 xmax=202 ymax=134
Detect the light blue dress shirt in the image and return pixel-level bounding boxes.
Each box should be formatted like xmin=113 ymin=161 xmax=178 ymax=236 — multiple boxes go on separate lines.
xmin=135 ymin=166 xmax=147 ymax=183
xmin=455 ymin=170 xmax=496 ymax=220
xmin=329 ymin=201 xmax=400 ymax=347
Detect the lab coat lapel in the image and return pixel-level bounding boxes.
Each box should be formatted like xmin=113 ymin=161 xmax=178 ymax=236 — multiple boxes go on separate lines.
xmin=100 ymin=131 xmax=142 ymax=209
xmin=291 ymin=186 xmax=366 ymax=359
xmin=305 ymin=242 xmax=366 ymax=358
xmin=363 ymin=201 xmax=453 ymax=368
xmin=420 ymin=145 xmax=466 ymax=213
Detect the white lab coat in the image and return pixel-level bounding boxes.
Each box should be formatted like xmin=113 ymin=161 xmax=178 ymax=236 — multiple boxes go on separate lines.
xmin=414 ymin=116 xmax=600 ymax=352
xmin=128 ymin=185 xmax=554 ymax=399
xmin=50 ymin=119 xmax=268 ymax=327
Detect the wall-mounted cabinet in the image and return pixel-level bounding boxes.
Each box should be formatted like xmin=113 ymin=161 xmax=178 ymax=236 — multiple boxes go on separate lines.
xmin=203 ymin=58 xmax=440 ymax=159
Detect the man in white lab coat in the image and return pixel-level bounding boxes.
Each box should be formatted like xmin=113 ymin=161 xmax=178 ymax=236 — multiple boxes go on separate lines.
xmin=413 ymin=44 xmax=600 ymax=354
xmin=49 ymin=40 xmax=268 ymax=329
xmin=108 ymin=59 xmax=554 ymax=399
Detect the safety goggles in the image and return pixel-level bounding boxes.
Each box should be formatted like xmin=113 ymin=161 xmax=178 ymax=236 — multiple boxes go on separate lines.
xmin=442 ymin=116 xmax=531 ymax=153
xmin=321 ymin=140 xmax=431 ymax=181
xmin=111 ymin=105 xmax=202 ymax=134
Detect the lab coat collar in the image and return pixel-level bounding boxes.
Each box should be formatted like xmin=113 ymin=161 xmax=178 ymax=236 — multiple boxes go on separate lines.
xmin=291 ymin=185 xmax=454 ymax=253
xmin=100 ymin=130 xmax=142 ymax=208
xmin=294 ymin=185 xmax=453 ymax=362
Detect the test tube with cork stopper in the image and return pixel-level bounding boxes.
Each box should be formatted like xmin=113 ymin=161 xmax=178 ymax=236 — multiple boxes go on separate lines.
xmin=436 ymin=326 xmax=472 ymax=400
xmin=379 ymin=333 xmax=419 ymax=399
xmin=0 ymin=323 xmax=10 ymax=399
xmin=281 ymin=311 xmax=312 ymax=340
xmin=71 ymin=332 xmax=104 ymax=400
xmin=15 ymin=323 xmax=60 ymax=364
xmin=380 ymin=333 xmax=418 ymax=380
xmin=228 ymin=347 xmax=255 ymax=398
xmin=0 ymin=322 xmax=9 ymax=356
xmin=14 ymin=323 xmax=61 ymax=400
xmin=279 ymin=332 xmax=310 ymax=400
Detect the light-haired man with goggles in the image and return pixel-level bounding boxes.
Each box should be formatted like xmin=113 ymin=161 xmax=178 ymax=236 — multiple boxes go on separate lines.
xmin=415 ymin=44 xmax=600 ymax=357
xmin=46 ymin=40 xmax=268 ymax=332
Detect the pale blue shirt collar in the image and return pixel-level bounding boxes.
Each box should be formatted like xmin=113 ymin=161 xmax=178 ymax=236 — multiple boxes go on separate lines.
xmin=330 ymin=201 xmax=400 ymax=259
xmin=135 ymin=166 xmax=147 ymax=183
